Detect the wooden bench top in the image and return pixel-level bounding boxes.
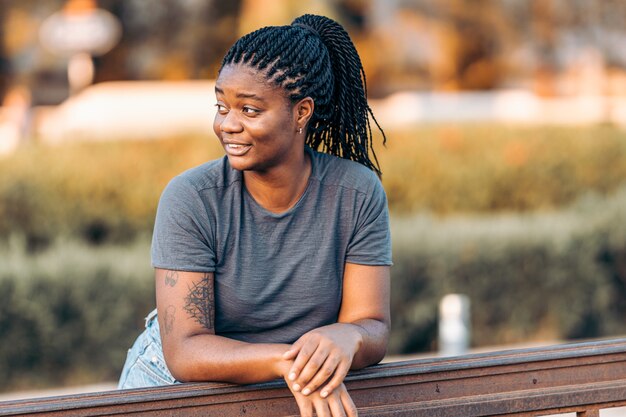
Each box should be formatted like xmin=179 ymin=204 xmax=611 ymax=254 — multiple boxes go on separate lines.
xmin=2 ymin=337 xmax=626 ymax=416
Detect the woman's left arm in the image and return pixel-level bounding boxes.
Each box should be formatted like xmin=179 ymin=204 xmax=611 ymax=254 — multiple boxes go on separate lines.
xmin=283 ymin=263 xmax=390 ymax=398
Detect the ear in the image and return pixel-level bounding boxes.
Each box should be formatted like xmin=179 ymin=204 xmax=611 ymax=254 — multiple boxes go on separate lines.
xmin=294 ymin=97 xmax=314 ymax=130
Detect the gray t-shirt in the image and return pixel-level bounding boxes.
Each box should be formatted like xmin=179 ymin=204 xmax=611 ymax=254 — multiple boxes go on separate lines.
xmin=152 ymin=147 xmax=392 ymax=344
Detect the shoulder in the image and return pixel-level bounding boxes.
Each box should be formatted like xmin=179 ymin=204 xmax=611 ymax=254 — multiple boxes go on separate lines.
xmin=309 ymin=148 xmax=382 ymax=195
xmin=164 ymin=156 xmax=240 ymax=197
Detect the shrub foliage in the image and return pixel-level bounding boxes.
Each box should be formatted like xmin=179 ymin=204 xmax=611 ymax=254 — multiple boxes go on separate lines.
xmin=1 ymin=190 xmax=625 ymax=390
xmin=1 ymin=125 xmax=626 ymax=248
xmin=390 ymin=187 xmax=626 ymax=353
xmin=379 ymin=124 xmax=626 ymax=213
xmin=0 ymin=239 xmax=154 ymax=390
xmin=0 ymin=136 xmax=225 ymax=249
xmin=1 ymin=125 xmax=626 ymax=390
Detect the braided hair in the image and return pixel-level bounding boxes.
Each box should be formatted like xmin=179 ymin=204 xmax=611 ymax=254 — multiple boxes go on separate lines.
xmin=220 ymin=14 xmax=386 ymax=176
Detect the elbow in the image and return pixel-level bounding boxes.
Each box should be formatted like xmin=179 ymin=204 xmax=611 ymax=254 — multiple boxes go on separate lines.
xmin=162 ymin=345 xmax=192 ymax=382
xmin=352 ymin=318 xmax=389 ymax=369
xmin=161 ymin=337 xmax=204 ymax=382
xmin=351 ymin=343 xmax=387 ymax=370
xmin=374 ymin=317 xmax=391 ymax=362
xmin=373 ymin=337 xmax=389 ymax=364
xmin=167 ymin=360 xmax=193 ymax=383
xmin=368 ymin=336 xmax=389 ymax=367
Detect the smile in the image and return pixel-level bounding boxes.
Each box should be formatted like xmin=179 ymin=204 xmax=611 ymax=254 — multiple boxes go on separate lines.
xmin=224 ymin=143 xmax=252 ymax=156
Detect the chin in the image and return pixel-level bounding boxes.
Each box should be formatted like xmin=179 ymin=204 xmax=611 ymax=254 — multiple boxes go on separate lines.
xmin=226 ymin=156 xmax=249 ymax=171
xmin=225 ymin=155 xmax=258 ymax=172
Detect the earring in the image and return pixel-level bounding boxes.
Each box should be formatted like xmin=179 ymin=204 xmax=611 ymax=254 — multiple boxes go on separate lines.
xmin=298 ymin=127 xmax=303 ymax=134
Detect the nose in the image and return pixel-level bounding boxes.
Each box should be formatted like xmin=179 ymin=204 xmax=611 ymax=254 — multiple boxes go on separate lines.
xmin=218 ymin=110 xmax=243 ymax=134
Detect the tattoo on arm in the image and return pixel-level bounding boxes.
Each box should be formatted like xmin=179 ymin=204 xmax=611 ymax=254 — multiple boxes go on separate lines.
xmin=163 ymin=305 xmax=176 ymax=334
xmin=164 ymin=270 xmax=179 ymax=287
xmin=183 ymin=273 xmax=215 ymax=331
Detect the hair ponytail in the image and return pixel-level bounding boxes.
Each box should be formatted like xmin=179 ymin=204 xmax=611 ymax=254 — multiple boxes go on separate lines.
xmin=220 ymin=14 xmax=386 ymax=176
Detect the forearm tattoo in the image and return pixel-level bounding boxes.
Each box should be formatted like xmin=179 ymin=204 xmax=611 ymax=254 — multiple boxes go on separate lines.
xmin=164 ymin=270 xmax=179 ymax=287
xmin=163 ymin=305 xmax=176 ymax=334
xmin=183 ymin=273 xmax=215 ymax=330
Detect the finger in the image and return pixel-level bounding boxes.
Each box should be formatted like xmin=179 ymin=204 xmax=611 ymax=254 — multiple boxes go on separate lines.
xmin=340 ymin=388 xmax=358 ymax=417
xmin=328 ymin=391 xmax=348 ymax=417
xmin=302 ymin=354 xmax=340 ymax=396
xmin=282 ymin=348 xmax=299 ymax=360
xmin=313 ymin=398 xmax=331 ymax=417
xmin=283 ymin=339 xmax=304 ymax=361
xmin=289 ymin=340 xmax=321 ymax=388
xmin=296 ymin=347 xmax=331 ymax=394
xmin=293 ymin=395 xmax=313 ymax=417
xmin=289 ymin=384 xmax=314 ymax=417
xmin=320 ymin=360 xmax=351 ymax=398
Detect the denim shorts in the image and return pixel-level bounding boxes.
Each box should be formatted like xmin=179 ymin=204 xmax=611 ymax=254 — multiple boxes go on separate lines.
xmin=117 ymin=309 xmax=179 ymax=389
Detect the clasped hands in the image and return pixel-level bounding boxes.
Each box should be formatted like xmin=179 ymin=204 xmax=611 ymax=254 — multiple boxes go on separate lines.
xmin=281 ymin=324 xmax=363 ymax=417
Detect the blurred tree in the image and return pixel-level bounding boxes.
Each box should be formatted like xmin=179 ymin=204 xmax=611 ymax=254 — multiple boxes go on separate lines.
xmin=336 ymin=0 xmax=369 ymax=30
xmin=377 ymin=0 xmax=626 ymax=94
xmin=445 ymin=0 xmax=504 ymax=90
xmin=363 ymin=0 xmax=508 ymax=94
xmin=530 ymin=0 xmax=559 ymax=96
xmin=0 ymin=1 xmax=68 ymax=105
xmin=0 ymin=0 xmax=244 ymax=105
xmin=237 ymin=0 xmax=334 ymax=36
xmin=94 ymin=0 xmax=243 ymax=82
xmin=0 ymin=1 xmax=9 ymax=100
xmin=1 ymin=0 xmax=626 ymax=103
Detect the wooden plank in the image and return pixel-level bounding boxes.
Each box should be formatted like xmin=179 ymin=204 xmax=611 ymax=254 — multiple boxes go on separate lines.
xmin=577 ymin=411 xmax=600 ymax=417
xmin=2 ymin=338 xmax=626 ymax=416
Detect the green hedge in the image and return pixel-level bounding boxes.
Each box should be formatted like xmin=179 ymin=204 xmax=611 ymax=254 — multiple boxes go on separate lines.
xmin=2 ymin=125 xmax=626 ymax=390
xmin=380 ymin=124 xmax=626 ymax=213
xmin=0 ymin=239 xmax=154 ymax=390
xmin=1 ymin=125 xmax=626 ymax=249
xmin=1 ymin=189 xmax=626 ymax=390
xmin=389 ymin=187 xmax=626 ymax=353
xmin=0 ymin=136 xmax=225 ymax=250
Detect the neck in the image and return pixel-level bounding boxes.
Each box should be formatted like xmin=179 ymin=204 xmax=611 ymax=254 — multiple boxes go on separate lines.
xmin=243 ymin=150 xmax=311 ymax=213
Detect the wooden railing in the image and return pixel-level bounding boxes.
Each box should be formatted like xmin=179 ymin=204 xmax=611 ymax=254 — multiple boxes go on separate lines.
xmin=2 ymin=338 xmax=626 ymax=416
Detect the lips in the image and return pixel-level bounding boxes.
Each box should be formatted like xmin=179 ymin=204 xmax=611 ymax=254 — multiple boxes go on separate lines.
xmin=223 ymin=142 xmax=252 ymax=156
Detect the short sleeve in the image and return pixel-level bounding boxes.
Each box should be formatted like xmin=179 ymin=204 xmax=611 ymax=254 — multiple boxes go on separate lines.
xmin=346 ymin=176 xmax=393 ymax=266
xmin=151 ymin=176 xmax=216 ymax=272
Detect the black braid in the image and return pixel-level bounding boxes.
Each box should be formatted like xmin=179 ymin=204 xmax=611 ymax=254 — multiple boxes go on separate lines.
xmin=219 ymin=14 xmax=386 ymax=176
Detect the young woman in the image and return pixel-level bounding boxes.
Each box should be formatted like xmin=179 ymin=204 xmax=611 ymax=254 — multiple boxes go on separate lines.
xmin=118 ymin=14 xmax=391 ymax=417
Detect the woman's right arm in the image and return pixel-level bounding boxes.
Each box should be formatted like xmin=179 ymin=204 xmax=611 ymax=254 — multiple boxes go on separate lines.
xmin=157 ymin=268 xmax=357 ymax=417
xmin=155 ymin=268 xmax=291 ymax=383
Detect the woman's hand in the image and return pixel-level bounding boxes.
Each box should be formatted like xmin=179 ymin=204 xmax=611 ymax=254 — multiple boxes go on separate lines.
xmin=282 ymin=324 xmax=363 ymax=398
xmin=287 ymin=377 xmax=358 ymax=417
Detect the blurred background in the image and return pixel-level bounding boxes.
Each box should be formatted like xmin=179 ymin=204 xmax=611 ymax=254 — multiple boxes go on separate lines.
xmin=1 ymin=0 xmax=626 ymax=399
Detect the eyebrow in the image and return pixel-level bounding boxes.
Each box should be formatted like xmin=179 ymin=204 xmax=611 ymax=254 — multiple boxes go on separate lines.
xmin=215 ymin=87 xmax=266 ymax=102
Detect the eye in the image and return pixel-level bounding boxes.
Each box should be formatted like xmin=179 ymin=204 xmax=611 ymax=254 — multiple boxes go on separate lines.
xmin=215 ymin=103 xmax=228 ymax=114
xmin=242 ymin=106 xmax=260 ymax=116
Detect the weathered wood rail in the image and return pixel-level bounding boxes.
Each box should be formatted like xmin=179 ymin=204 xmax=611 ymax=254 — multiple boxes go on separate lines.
xmin=3 ymin=338 xmax=626 ymax=416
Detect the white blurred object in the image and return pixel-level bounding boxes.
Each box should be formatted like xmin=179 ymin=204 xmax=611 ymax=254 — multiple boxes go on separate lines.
xmin=39 ymin=0 xmax=122 ymax=57
xmin=438 ymin=294 xmax=471 ymax=357
xmin=370 ymin=90 xmax=626 ymax=128
xmin=0 ymin=112 xmax=21 ymax=156
xmin=35 ymin=82 xmax=626 ymax=145
xmin=0 ymin=86 xmax=32 ymax=156
xmin=68 ymin=52 xmax=95 ymax=94
xmin=39 ymin=0 xmax=122 ymax=95
xmin=37 ymin=81 xmax=217 ymax=144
